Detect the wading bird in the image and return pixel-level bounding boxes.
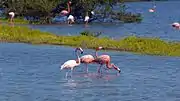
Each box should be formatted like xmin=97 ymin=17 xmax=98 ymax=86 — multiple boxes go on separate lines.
xmin=60 ymin=47 xmax=83 ymax=78
xmin=84 ymin=11 xmax=95 ymax=26
xmin=60 ymin=1 xmax=71 ymax=15
xmin=67 ymin=15 xmax=74 ymax=25
xmin=78 ymin=47 xmax=103 ymax=73
xmin=172 ymin=22 xmax=180 ymax=29
xmin=8 ymin=12 xmax=15 ymax=24
xmin=149 ymin=5 xmax=156 ymax=13
xmin=84 ymin=13 xmax=90 ymax=26
xmin=93 ymin=47 xmax=121 ymax=73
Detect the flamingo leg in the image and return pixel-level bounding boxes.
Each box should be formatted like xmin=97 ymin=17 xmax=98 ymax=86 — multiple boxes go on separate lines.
xmin=104 ymin=66 xmax=109 ymax=74
xmin=65 ymin=72 xmax=68 ymax=79
xmin=97 ymin=65 xmax=102 ymax=73
xmin=70 ymin=68 xmax=73 ymax=78
xmin=106 ymin=68 xmax=109 ymax=73
xmin=86 ymin=64 xmax=88 ymax=73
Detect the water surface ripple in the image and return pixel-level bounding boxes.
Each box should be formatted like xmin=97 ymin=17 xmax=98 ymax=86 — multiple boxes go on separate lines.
xmin=0 ymin=43 xmax=180 ymax=101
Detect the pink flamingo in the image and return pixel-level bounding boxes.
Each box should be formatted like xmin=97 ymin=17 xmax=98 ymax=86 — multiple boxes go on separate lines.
xmin=93 ymin=47 xmax=121 ymax=73
xmin=79 ymin=54 xmax=94 ymax=73
xmin=60 ymin=47 xmax=83 ymax=78
xmin=77 ymin=47 xmax=103 ymax=73
xmin=60 ymin=1 xmax=71 ymax=16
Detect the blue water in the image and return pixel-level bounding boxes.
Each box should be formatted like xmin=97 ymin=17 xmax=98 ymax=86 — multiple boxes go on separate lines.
xmin=1 ymin=43 xmax=180 ymax=101
xmin=1 ymin=1 xmax=180 ymax=101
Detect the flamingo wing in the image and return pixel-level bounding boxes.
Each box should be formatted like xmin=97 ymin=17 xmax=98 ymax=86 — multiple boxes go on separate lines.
xmin=172 ymin=22 xmax=180 ymax=26
xmin=94 ymin=55 xmax=110 ymax=64
xmin=9 ymin=12 xmax=15 ymax=17
xmin=98 ymin=55 xmax=110 ymax=60
xmin=61 ymin=60 xmax=78 ymax=70
xmin=80 ymin=55 xmax=94 ymax=63
xmin=60 ymin=10 xmax=68 ymax=14
xmin=81 ymin=55 xmax=94 ymax=59
xmin=84 ymin=16 xmax=90 ymax=21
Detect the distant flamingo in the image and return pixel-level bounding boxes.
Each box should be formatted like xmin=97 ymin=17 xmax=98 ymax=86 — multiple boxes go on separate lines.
xmin=67 ymin=15 xmax=75 ymax=25
xmin=84 ymin=11 xmax=95 ymax=26
xmin=149 ymin=8 xmax=155 ymax=13
xmin=60 ymin=47 xmax=83 ymax=78
xmin=60 ymin=1 xmax=71 ymax=16
xmin=77 ymin=47 xmax=103 ymax=73
xmin=8 ymin=11 xmax=15 ymax=24
xmin=149 ymin=5 xmax=156 ymax=13
xmin=172 ymin=22 xmax=180 ymax=29
xmin=84 ymin=12 xmax=90 ymax=26
xmin=93 ymin=47 xmax=121 ymax=73
xmin=91 ymin=11 xmax=95 ymax=15
xmin=84 ymin=15 xmax=89 ymax=25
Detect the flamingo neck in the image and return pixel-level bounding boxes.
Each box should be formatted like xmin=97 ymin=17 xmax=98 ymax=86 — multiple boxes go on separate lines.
xmin=106 ymin=63 xmax=119 ymax=70
xmin=95 ymin=50 xmax=99 ymax=58
xmin=111 ymin=63 xmax=121 ymax=72
xmin=67 ymin=3 xmax=70 ymax=13
xmin=76 ymin=50 xmax=81 ymax=65
xmin=106 ymin=62 xmax=112 ymax=68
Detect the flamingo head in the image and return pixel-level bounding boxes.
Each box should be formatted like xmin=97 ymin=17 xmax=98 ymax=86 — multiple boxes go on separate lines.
xmin=68 ymin=1 xmax=72 ymax=5
xmin=112 ymin=63 xmax=121 ymax=73
xmin=117 ymin=67 xmax=121 ymax=73
xmin=75 ymin=47 xmax=84 ymax=54
xmin=96 ymin=46 xmax=104 ymax=51
xmin=172 ymin=24 xmax=176 ymax=27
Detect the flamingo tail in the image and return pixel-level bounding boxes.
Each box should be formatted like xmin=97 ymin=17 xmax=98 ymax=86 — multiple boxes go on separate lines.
xmin=60 ymin=64 xmax=67 ymax=70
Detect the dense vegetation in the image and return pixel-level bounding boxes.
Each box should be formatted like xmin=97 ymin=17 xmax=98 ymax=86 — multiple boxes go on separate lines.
xmin=0 ymin=25 xmax=179 ymax=56
xmin=0 ymin=0 xmax=144 ymax=24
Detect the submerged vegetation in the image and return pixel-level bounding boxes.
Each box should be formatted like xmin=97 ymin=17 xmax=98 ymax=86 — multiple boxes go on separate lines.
xmin=80 ymin=30 xmax=102 ymax=37
xmin=0 ymin=25 xmax=180 ymax=56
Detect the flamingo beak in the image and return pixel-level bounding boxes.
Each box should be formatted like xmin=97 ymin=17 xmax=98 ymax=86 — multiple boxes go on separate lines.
xmin=118 ymin=69 xmax=121 ymax=73
xmin=116 ymin=67 xmax=121 ymax=73
xmin=69 ymin=1 xmax=72 ymax=4
xmin=78 ymin=47 xmax=84 ymax=54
